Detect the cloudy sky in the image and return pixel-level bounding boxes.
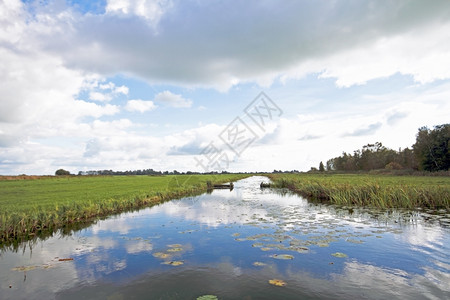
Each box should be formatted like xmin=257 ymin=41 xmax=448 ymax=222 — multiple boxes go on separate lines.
xmin=0 ymin=0 xmax=449 ymax=175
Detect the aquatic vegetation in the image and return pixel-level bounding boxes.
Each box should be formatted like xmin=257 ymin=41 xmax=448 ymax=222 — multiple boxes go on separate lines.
xmin=0 ymin=174 xmax=250 ymax=243
xmin=331 ymin=252 xmax=348 ymax=258
xmin=11 ymin=265 xmax=37 ymax=271
xmin=167 ymin=247 xmax=183 ymax=252
xmin=268 ymin=173 xmax=450 ymax=209
xmin=153 ymin=252 xmax=171 ymax=259
xmin=269 ymin=279 xmax=287 ymax=286
xmin=196 ymin=295 xmax=218 ymax=300
xmin=346 ymin=239 xmax=364 ymax=244
xmin=253 ymin=262 xmax=267 ymax=266
xmin=162 ymin=261 xmax=184 ymax=266
xmin=270 ymin=254 xmax=294 ymax=260
xmin=289 ymin=246 xmax=309 ymax=252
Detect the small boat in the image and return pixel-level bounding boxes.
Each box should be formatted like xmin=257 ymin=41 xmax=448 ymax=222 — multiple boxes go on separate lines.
xmin=207 ymin=181 xmax=234 ymax=190
xmin=260 ymin=182 xmax=271 ymax=188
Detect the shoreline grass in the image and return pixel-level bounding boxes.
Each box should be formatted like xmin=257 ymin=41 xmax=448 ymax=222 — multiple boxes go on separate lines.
xmin=0 ymin=174 xmax=250 ymax=244
xmin=267 ymin=173 xmax=450 ymax=209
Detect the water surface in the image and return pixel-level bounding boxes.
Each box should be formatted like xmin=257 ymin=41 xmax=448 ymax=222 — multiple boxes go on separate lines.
xmin=1 ymin=176 xmax=449 ymax=299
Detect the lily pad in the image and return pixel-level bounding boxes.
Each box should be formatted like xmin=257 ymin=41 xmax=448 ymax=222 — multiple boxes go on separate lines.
xmin=346 ymin=239 xmax=364 ymax=244
xmin=11 ymin=265 xmax=37 ymax=271
xmin=331 ymin=252 xmax=348 ymax=258
xmin=196 ymin=295 xmax=218 ymax=300
xmin=232 ymin=233 xmax=240 ymax=237
xmin=167 ymin=244 xmax=182 ymax=248
xmin=260 ymin=247 xmax=272 ymax=251
xmin=269 ymin=279 xmax=286 ymax=287
xmin=290 ymin=246 xmax=309 ymax=252
xmin=153 ymin=252 xmax=171 ymax=259
xmin=270 ymin=254 xmax=294 ymax=260
xmin=167 ymin=247 xmax=183 ymax=252
xmin=162 ymin=261 xmax=184 ymax=266
xmin=253 ymin=262 xmax=267 ymax=266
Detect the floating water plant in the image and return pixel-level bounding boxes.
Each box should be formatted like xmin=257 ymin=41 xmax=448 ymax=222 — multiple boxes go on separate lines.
xmin=269 ymin=279 xmax=286 ymax=286
xmin=167 ymin=247 xmax=183 ymax=252
xmin=253 ymin=262 xmax=267 ymax=266
xmin=11 ymin=266 xmax=37 ymax=271
xmin=196 ymin=295 xmax=218 ymax=300
xmin=346 ymin=239 xmax=364 ymax=244
xmin=162 ymin=261 xmax=184 ymax=266
xmin=270 ymin=254 xmax=294 ymax=260
xmin=153 ymin=252 xmax=171 ymax=259
xmin=331 ymin=252 xmax=348 ymax=258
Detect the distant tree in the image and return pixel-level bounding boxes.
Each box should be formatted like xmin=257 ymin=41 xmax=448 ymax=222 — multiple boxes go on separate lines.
xmin=55 ymin=169 xmax=71 ymax=176
xmin=398 ymin=147 xmax=418 ymax=170
xmin=385 ymin=162 xmax=403 ymax=170
xmin=319 ymin=161 xmax=325 ymax=172
xmin=413 ymin=124 xmax=450 ymax=171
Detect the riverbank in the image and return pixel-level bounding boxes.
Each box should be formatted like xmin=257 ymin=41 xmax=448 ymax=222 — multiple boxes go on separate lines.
xmin=0 ymin=174 xmax=250 ymax=243
xmin=268 ymin=173 xmax=450 ymax=209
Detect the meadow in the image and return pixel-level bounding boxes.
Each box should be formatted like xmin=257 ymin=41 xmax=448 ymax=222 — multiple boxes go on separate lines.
xmin=0 ymin=174 xmax=250 ymax=243
xmin=268 ymin=173 xmax=450 ymax=209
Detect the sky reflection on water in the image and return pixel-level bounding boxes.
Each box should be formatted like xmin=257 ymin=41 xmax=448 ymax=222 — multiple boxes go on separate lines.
xmin=1 ymin=176 xmax=449 ymax=299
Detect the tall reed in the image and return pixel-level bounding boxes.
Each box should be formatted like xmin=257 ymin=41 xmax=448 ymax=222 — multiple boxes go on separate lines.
xmin=268 ymin=173 xmax=450 ymax=209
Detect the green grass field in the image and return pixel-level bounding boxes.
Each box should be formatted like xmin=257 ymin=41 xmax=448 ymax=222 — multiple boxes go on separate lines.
xmin=0 ymin=174 xmax=250 ymax=243
xmin=268 ymin=173 xmax=450 ymax=209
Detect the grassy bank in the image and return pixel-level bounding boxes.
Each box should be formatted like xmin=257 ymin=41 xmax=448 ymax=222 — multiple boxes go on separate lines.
xmin=268 ymin=173 xmax=450 ymax=209
xmin=0 ymin=174 xmax=250 ymax=243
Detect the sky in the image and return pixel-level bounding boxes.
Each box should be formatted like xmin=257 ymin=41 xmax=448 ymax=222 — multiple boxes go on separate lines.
xmin=0 ymin=0 xmax=449 ymax=175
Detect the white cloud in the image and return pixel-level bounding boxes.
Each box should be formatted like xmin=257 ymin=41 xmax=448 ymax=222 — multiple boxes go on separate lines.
xmin=315 ymin=21 xmax=450 ymax=87
xmin=88 ymin=82 xmax=129 ymax=101
xmin=30 ymin=0 xmax=450 ymax=91
xmin=125 ymin=99 xmax=157 ymax=112
xmin=114 ymin=85 xmax=129 ymax=95
xmin=106 ymin=0 xmax=173 ymax=24
xmin=89 ymin=91 xmax=112 ymax=102
xmin=154 ymin=91 xmax=192 ymax=108
xmin=1 ymin=0 xmax=450 ymax=175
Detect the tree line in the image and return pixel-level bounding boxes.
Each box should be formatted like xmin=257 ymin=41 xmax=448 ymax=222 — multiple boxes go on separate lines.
xmin=324 ymin=124 xmax=449 ymax=172
xmin=76 ymin=169 xmax=234 ymax=176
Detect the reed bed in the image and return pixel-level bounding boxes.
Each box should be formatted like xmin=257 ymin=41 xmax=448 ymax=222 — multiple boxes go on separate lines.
xmin=0 ymin=174 xmax=249 ymax=243
xmin=268 ymin=173 xmax=450 ymax=209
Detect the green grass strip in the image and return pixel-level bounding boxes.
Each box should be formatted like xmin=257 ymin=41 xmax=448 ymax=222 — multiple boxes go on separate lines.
xmin=0 ymin=174 xmax=250 ymax=243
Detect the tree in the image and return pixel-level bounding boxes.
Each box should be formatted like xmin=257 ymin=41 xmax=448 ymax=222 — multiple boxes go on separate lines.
xmin=413 ymin=124 xmax=450 ymax=171
xmin=55 ymin=169 xmax=71 ymax=176
xmin=319 ymin=161 xmax=325 ymax=172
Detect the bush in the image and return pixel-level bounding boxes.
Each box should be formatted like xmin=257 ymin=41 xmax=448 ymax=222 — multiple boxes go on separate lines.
xmin=55 ymin=169 xmax=71 ymax=176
